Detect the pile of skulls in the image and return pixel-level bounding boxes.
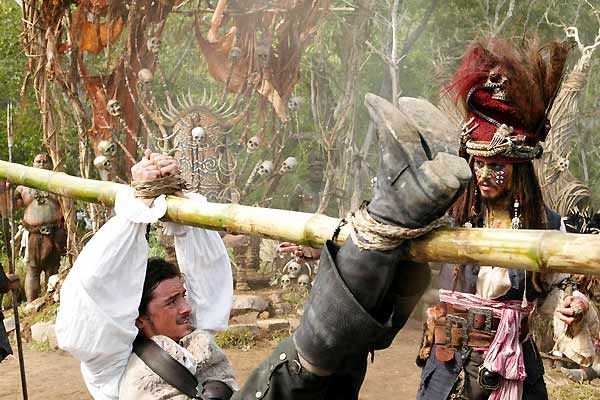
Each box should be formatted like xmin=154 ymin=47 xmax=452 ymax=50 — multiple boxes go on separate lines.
xmin=278 ymin=259 xmax=313 ymax=291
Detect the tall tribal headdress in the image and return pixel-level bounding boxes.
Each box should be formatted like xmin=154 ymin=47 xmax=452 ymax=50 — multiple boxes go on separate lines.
xmin=448 ymin=38 xmax=571 ymax=163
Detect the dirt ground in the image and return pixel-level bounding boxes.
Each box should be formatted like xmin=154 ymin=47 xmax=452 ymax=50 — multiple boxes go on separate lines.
xmin=0 ymin=319 xmax=596 ymax=399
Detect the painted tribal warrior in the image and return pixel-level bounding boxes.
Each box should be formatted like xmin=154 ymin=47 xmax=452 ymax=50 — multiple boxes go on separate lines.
xmin=14 ymin=153 xmax=66 ymax=302
xmin=416 ymin=38 xmax=582 ymax=400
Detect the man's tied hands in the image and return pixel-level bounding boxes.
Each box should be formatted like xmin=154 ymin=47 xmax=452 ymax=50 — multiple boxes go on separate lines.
xmin=131 ymin=150 xmax=182 ymax=205
xmin=131 ymin=149 xmax=179 ymax=182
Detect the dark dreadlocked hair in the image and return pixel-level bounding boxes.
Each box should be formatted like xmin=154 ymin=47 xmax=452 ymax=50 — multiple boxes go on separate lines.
xmin=449 ymin=158 xmax=548 ymax=230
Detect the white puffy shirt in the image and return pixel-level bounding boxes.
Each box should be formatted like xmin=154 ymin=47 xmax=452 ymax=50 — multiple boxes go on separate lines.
xmin=55 ymin=188 xmax=233 ymax=400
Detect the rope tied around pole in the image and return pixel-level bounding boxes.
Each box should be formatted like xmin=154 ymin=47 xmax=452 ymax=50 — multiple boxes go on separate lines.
xmin=131 ymin=174 xmax=189 ymax=199
xmin=562 ymin=71 xmax=586 ymax=91
xmin=347 ymin=202 xmax=451 ymax=251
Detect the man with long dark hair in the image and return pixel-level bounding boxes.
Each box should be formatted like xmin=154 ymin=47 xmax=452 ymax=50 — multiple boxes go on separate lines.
xmin=416 ymin=38 xmax=587 ymax=400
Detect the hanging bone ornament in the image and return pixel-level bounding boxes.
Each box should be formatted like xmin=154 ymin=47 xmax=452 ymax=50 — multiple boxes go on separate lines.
xmin=106 ymin=99 xmax=121 ymax=117
xmin=556 ymin=156 xmax=570 ymax=172
xmin=247 ymin=136 xmax=260 ymax=152
xmin=138 ymin=68 xmax=154 ymax=84
xmin=483 ymin=67 xmax=509 ymax=102
xmin=280 ymin=274 xmax=291 ymax=289
xmin=255 ymin=44 xmax=270 ymax=67
xmin=279 ymin=156 xmax=298 ymax=174
xmin=191 ymin=126 xmax=206 ymax=142
xmin=287 ymin=96 xmax=303 ymax=112
xmin=93 ymin=155 xmax=111 ymax=170
xmin=98 ymin=140 xmax=117 ymax=158
xmin=229 ymin=46 xmax=242 ymax=61
xmin=257 ymin=160 xmax=273 ymax=176
xmin=147 ymin=37 xmax=161 ymax=54
xmin=297 ymin=274 xmax=310 ymax=290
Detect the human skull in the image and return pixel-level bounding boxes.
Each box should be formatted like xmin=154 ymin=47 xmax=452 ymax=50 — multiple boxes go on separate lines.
xmin=287 ymin=96 xmax=303 ymax=112
xmin=483 ymin=67 xmax=509 ymax=102
xmin=255 ymin=44 xmax=270 ymax=67
xmin=279 ymin=156 xmax=298 ymax=174
xmin=229 ymin=46 xmax=242 ymax=61
xmin=297 ymin=274 xmax=310 ymax=290
xmin=107 ymin=99 xmax=121 ymax=117
xmin=147 ymin=37 xmax=161 ymax=54
xmin=557 ymin=157 xmax=570 ymax=172
xmin=247 ymin=136 xmax=260 ymax=152
xmin=280 ymin=274 xmax=291 ymax=289
xmin=138 ymin=68 xmax=154 ymax=84
xmin=93 ymin=155 xmax=111 ymax=170
xmin=257 ymin=160 xmax=273 ymax=176
xmin=286 ymin=260 xmax=302 ymax=279
xmin=191 ymin=126 xmax=206 ymax=142
xmin=98 ymin=140 xmax=117 ymax=158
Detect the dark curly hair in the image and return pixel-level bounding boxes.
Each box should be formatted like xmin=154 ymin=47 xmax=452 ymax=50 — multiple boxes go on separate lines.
xmin=138 ymin=257 xmax=181 ymax=316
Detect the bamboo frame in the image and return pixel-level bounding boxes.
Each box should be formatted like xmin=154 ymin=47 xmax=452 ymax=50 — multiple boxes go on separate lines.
xmin=1 ymin=159 xmax=599 ymax=275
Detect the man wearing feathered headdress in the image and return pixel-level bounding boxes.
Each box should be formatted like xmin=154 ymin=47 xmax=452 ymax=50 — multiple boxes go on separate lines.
xmin=416 ymin=37 xmax=586 ymax=400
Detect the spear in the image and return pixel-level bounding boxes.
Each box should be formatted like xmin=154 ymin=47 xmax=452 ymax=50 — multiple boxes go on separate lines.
xmin=0 ymin=159 xmax=599 ymax=276
xmin=5 ymin=102 xmax=28 ymax=400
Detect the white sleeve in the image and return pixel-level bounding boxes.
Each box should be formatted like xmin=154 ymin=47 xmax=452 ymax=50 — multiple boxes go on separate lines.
xmin=55 ymin=187 xmax=167 ymax=399
xmin=163 ymin=193 xmax=233 ymax=331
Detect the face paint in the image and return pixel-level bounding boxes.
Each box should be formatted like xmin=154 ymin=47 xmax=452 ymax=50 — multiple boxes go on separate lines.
xmin=474 ymin=159 xmax=512 ymax=203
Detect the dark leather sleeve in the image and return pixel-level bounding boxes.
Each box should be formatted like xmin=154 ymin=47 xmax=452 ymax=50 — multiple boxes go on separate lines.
xmin=202 ymin=380 xmax=234 ymax=400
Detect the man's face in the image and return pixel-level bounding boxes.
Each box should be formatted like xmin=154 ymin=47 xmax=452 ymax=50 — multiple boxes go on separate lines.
xmin=474 ymin=159 xmax=513 ymax=203
xmin=136 ymin=277 xmax=193 ymax=342
xmin=33 ymin=154 xmax=50 ymax=170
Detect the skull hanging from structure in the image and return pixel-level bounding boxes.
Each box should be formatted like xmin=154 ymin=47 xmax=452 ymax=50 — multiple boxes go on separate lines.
xmin=229 ymin=46 xmax=242 ymax=62
xmin=255 ymin=44 xmax=270 ymax=67
xmin=297 ymin=274 xmax=310 ymax=290
xmin=556 ymin=156 xmax=570 ymax=172
xmin=107 ymin=99 xmax=121 ymax=117
xmin=287 ymin=96 xmax=303 ymax=112
xmin=147 ymin=37 xmax=161 ymax=54
xmin=138 ymin=68 xmax=154 ymax=84
xmin=93 ymin=155 xmax=111 ymax=170
xmin=247 ymin=136 xmax=260 ymax=152
xmin=191 ymin=126 xmax=207 ymax=142
xmin=279 ymin=156 xmax=297 ymax=175
xmin=98 ymin=140 xmax=117 ymax=158
xmin=257 ymin=160 xmax=273 ymax=176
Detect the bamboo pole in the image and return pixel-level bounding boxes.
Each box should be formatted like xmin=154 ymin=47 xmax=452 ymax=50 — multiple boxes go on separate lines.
xmin=1 ymin=159 xmax=600 ymax=276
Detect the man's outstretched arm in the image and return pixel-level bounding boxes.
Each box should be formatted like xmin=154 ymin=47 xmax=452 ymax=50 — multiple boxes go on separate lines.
xmin=163 ymin=193 xmax=234 ymax=332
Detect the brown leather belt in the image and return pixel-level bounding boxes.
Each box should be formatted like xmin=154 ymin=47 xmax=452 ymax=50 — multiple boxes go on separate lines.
xmin=433 ymin=304 xmax=529 ymax=362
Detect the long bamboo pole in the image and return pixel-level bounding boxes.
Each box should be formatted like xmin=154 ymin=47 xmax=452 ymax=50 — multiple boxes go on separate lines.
xmin=1 ymin=159 xmax=599 ymax=276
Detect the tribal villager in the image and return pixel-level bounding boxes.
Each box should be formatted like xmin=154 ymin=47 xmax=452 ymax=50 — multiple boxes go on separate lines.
xmin=56 ymin=151 xmax=237 ymax=400
xmin=416 ymin=38 xmax=582 ymax=400
xmin=14 ymin=153 xmax=66 ymax=302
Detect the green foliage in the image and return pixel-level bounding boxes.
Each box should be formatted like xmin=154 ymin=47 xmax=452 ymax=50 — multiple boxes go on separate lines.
xmin=0 ymin=0 xmax=43 ymax=165
xmin=29 ymin=338 xmax=53 ymax=352
xmin=215 ymin=329 xmax=256 ymax=350
xmin=148 ymin=228 xmax=167 ymax=259
xmin=269 ymin=328 xmax=292 ymax=344
xmin=30 ymin=302 xmax=59 ymax=325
